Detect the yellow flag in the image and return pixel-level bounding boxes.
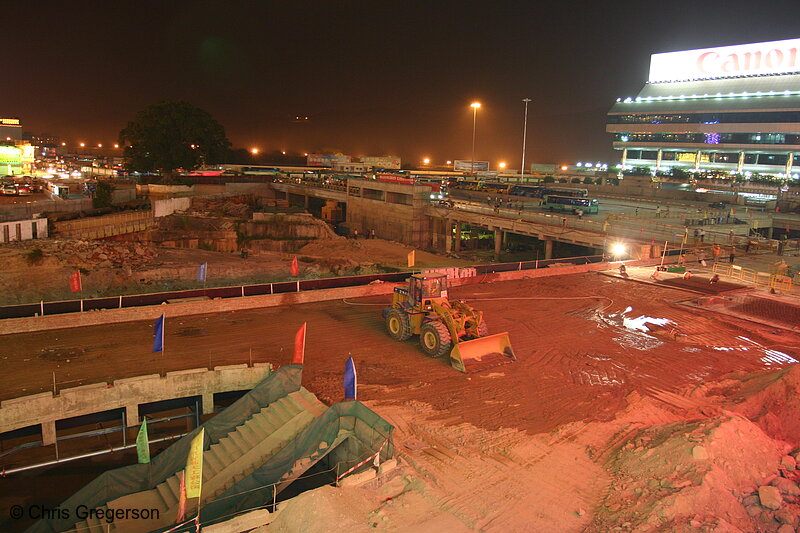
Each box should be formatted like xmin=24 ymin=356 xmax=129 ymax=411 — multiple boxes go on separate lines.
xmin=185 ymin=428 xmax=204 ymax=499
xmin=407 ymin=250 xmax=415 ymax=267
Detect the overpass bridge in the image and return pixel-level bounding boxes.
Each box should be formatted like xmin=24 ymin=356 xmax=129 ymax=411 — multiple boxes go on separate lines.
xmin=270 ymin=180 xmax=782 ymax=259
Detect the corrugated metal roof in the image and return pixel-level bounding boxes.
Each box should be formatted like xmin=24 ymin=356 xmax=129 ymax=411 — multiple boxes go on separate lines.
xmin=609 ymin=73 xmax=800 ymax=114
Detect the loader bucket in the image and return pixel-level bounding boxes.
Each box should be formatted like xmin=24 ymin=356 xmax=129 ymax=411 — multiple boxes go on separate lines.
xmin=449 ymin=332 xmax=516 ymax=373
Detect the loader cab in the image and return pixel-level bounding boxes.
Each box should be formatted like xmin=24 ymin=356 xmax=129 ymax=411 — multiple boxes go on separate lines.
xmin=409 ymin=273 xmax=448 ymax=307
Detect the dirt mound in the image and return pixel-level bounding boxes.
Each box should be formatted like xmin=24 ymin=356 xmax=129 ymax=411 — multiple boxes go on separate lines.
xmin=724 ymin=365 xmax=800 ymax=446
xmin=268 ymin=485 xmax=375 ymax=533
xmin=590 ymin=415 xmax=796 ymax=532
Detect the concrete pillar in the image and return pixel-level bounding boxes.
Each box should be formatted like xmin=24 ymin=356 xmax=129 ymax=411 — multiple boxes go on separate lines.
xmin=304 ymin=195 xmax=310 ymax=209
xmin=431 ymin=218 xmax=439 ymax=249
xmin=494 ymin=229 xmax=502 ymax=260
xmin=202 ymin=393 xmax=214 ymax=415
xmin=445 ymin=221 xmax=453 ymax=253
xmin=41 ymin=420 xmax=57 ymax=446
xmin=767 ymin=226 xmax=774 ymax=239
xmin=454 ymin=222 xmax=462 ymax=252
xmin=656 ymin=149 xmax=663 ymax=171
xmin=694 ymin=150 xmax=702 ymax=172
xmin=544 ymin=238 xmax=553 ymax=259
xmin=125 ymin=404 xmax=140 ymax=427
xmin=737 ymin=151 xmax=745 ymax=174
xmin=621 ymin=148 xmax=628 ymax=167
xmin=786 ymin=152 xmax=794 ymax=177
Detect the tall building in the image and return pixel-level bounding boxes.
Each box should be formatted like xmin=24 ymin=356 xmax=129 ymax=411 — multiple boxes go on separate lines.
xmin=1 ymin=117 xmax=22 ymax=142
xmin=607 ymin=38 xmax=800 ymax=178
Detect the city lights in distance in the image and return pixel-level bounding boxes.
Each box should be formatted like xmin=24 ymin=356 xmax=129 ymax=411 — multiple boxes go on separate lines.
xmin=498 ymin=161 xmax=507 ymax=169
xmin=446 ymin=160 xmax=452 ymax=165
xmin=281 ymin=151 xmax=286 ymax=155
xmin=61 ymin=142 xmax=66 ymax=146
xmin=97 ymin=143 xmax=102 ymax=148
xmin=79 ymin=143 xmax=85 ymax=147
xmin=423 ymin=157 xmax=430 ymax=164
xmin=251 ymin=148 xmax=259 ymax=155
xmin=561 ymin=165 xmax=568 ymax=171
xmin=114 ymin=143 xmax=119 ymax=148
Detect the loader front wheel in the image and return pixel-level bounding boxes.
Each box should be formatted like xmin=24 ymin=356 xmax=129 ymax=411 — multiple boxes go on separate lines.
xmin=386 ymin=308 xmax=412 ymax=341
xmin=420 ymin=321 xmax=452 ymax=358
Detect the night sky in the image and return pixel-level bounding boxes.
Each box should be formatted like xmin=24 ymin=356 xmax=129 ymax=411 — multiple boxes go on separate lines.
xmin=7 ymin=1 xmax=800 ymax=166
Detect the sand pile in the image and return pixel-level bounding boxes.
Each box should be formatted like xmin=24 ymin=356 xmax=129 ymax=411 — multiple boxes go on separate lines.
xmin=726 ymin=365 xmax=800 ymax=446
xmin=591 ymin=414 xmax=798 ymax=532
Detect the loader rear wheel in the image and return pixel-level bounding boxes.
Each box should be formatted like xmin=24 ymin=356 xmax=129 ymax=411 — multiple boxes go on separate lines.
xmin=419 ymin=321 xmax=452 ymax=358
xmin=386 ymin=308 xmax=412 ymax=341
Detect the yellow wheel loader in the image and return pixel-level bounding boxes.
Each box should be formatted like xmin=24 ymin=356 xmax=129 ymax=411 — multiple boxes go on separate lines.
xmin=382 ymin=273 xmax=516 ymax=373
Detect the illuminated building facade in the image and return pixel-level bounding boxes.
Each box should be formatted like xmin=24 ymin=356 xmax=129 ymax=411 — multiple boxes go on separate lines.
xmin=607 ymin=38 xmax=800 ymax=178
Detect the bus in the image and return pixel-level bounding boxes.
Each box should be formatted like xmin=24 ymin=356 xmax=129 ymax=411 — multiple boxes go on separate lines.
xmin=542 ymin=195 xmax=599 ymax=214
xmin=508 ymin=185 xmax=589 ymax=198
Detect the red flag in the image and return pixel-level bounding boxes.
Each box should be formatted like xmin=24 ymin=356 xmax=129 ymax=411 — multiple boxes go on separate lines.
xmin=290 ymin=256 xmax=299 ymax=276
xmin=69 ymin=271 xmax=82 ymax=293
xmin=292 ymin=322 xmax=307 ymax=365
xmin=176 ymin=470 xmax=186 ymax=523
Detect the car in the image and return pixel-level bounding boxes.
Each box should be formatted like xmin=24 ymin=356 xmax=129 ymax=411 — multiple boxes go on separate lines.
xmin=2 ymin=184 xmax=17 ymax=196
xmin=708 ymin=201 xmax=728 ymax=208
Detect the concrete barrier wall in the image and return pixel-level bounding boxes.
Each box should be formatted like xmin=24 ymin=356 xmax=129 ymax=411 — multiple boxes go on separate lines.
xmin=0 ymin=283 xmax=400 ymax=335
xmin=0 ymin=364 xmax=273 ymax=443
xmin=153 ymin=197 xmax=191 ymax=217
xmin=0 ymin=198 xmax=93 ymax=222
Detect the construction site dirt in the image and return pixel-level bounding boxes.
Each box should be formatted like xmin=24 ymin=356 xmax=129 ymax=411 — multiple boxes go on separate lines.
xmin=2 ymin=271 xmax=800 ymax=532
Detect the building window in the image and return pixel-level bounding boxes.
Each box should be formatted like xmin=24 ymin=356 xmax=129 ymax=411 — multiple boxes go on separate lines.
xmin=757 ymin=154 xmax=788 ymax=165
xmin=641 ymin=151 xmax=658 ymax=160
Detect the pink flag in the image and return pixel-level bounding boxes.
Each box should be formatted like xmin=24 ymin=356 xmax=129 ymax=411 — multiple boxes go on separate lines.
xmin=290 ymin=256 xmax=299 ymax=276
xmin=69 ymin=271 xmax=82 ymax=293
xmin=292 ymin=322 xmax=307 ymax=365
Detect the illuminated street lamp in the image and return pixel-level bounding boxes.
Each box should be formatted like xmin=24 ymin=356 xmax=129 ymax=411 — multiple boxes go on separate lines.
xmin=251 ymin=148 xmax=259 ymax=155
xmin=499 ymin=161 xmax=507 ymax=170
xmin=113 ymin=143 xmax=119 ymax=149
xmin=423 ymin=157 xmax=431 ymax=165
xmin=97 ymin=143 xmax=102 ymax=148
xmin=470 ymin=102 xmax=481 ymax=174
xmin=79 ymin=142 xmax=85 ymax=148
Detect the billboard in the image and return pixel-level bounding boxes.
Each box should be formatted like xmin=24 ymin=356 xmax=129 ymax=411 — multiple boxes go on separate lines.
xmin=360 ymin=156 xmax=401 ymax=170
xmin=0 ymin=145 xmax=21 ymax=165
xmin=306 ymin=153 xmax=352 ymax=167
xmin=649 ymin=38 xmax=800 ymax=83
xmin=454 ymin=160 xmax=490 ymax=172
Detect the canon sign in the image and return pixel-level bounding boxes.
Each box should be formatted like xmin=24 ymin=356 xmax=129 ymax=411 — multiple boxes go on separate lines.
xmin=648 ymin=38 xmax=800 ymax=83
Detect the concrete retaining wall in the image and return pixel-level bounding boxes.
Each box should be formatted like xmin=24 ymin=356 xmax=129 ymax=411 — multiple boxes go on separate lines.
xmin=0 ymin=364 xmax=273 ymax=444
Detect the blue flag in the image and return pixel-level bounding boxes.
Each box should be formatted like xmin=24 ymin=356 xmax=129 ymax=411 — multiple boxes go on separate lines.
xmin=197 ymin=262 xmax=207 ymax=283
xmin=153 ymin=314 xmax=165 ymax=353
xmin=343 ymin=356 xmax=357 ymax=400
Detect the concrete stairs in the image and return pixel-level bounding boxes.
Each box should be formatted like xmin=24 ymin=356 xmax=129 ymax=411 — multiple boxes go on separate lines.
xmin=65 ymin=388 xmax=327 ymax=533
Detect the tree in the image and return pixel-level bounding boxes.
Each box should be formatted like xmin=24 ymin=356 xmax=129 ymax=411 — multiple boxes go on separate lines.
xmin=93 ymin=181 xmax=114 ymax=209
xmin=119 ymin=101 xmax=231 ymax=177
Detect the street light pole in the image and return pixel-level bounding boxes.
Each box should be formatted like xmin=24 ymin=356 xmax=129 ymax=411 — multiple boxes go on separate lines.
xmin=470 ymin=102 xmax=481 ymax=175
xmin=521 ymin=98 xmax=531 ymax=181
